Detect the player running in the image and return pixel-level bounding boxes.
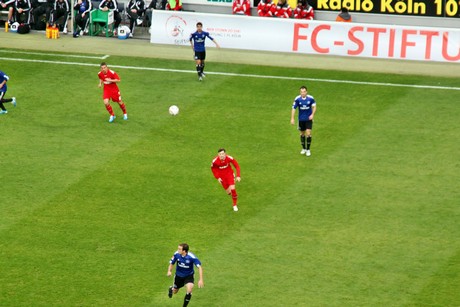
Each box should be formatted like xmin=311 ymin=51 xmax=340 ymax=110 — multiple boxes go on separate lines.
xmin=97 ymin=62 xmax=128 ymax=123
xmin=189 ymin=22 xmax=220 ymax=81
xmin=0 ymin=70 xmax=17 ymax=115
xmin=167 ymin=243 xmax=204 ymax=307
xmin=211 ymin=148 xmax=241 ymax=211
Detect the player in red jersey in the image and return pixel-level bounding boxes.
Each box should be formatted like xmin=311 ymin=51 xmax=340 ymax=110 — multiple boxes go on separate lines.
xmin=211 ymin=148 xmax=241 ymax=212
xmin=232 ymin=0 xmax=251 ymax=16
xmin=294 ymin=0 xmax=314 ymax=20
xmin=272 ymin=0 xmax=292 ymax=18
xmin=257 ymin=0 xmax=273 ymax=16
xmin=97 ymin=62 xmax=128 ymax=123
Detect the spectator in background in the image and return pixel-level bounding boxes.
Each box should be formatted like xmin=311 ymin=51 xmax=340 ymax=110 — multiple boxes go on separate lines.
xmin=126 ymin=0 xmax=145 ymax=37
xmin=294 ymin=0 xmax=314 ymax=20
xmin=32 ymin=0 xmax=53 ymax=29
xmin=145 ymin=0 xmax=166 ymax=28
xmin=257 ymin=0 xmax=273 ymax=17
xmin=99 ymin=0 xmax=122 ymax=34
xmin=49 ymin=0 xmax=70 ymax=33
xmin=1 ymin=0 xmax=14 ymax=25
xmin=14 ymin=0 xmax=32 ymax=24
xmin=273 ymin=0 xmax=292 ymax=18
xmin=232 ymin=0 xmax=250 ymax=16
xmin=73 ymin=0 xmax=91 ymax=37
xmin=148 ymin=0 xmax=166 ymax=10
xmin=166 ymin=0 xmax=181 ymax=10
xmin=336 ymin=7 xmax=352 ymax=22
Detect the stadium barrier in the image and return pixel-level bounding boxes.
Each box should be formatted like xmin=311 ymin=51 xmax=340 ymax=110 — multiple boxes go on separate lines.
xmin=150 ymin=10 xmax=460 ymax=63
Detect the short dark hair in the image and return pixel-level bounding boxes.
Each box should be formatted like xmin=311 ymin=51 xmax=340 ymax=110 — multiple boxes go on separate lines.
xmin=179 ymin=243 xmax=189 ymax=253
xmin=197 ymin=22 xmax=203 ymax=27
xmin=100 ymin=62 xmax=107 ymax=67
xmin=218 ymin=148 xmax=226 ymax=153
xmin=300 ymin=85 xmax=307 ymax=91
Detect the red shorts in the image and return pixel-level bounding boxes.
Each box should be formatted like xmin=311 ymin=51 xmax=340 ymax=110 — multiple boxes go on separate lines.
xmin=219 ymin=173 xmax=235 ymax=190
xmin=103 ymin=89 xmax=121 ymax=103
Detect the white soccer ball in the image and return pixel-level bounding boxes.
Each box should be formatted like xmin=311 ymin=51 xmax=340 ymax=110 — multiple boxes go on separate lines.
xmin=10 ymin=22 xmax=19 ymax=33
xmin=118 ymin=26 xmax=130 ymax=39
xmin=169 ymin=105 xmax=179 ymax=116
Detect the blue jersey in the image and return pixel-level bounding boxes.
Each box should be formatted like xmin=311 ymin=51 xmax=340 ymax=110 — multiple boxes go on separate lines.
xmin=170 ymin=251 xmax=202 ymax=278
xmin=0 ymin=71 xmax=9 ymax=93
xmin=292 ymin=94 xmax=316 ymax=121
xmin=79 ymin=0 xmax=89 ymax=12
xmin=189 ymin=31 xmax=214 ymax=52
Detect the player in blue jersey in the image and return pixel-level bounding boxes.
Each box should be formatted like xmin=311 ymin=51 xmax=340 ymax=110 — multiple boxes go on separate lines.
xmin=167 ymin=243 xmax=204 ymax=307
xmin=0 ymin=70 xmax=17 ymax=115
xmin=290 ymin=85 xmax=316 ymax=156
xmin=189 ymin=22 xmax=220 ymax=81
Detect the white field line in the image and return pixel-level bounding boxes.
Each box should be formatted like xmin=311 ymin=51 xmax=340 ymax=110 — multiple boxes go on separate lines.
xmin=1 ymin=57 xmax=459 ymax=91
xmin=0 ymin=50 xmax=109 ymax=60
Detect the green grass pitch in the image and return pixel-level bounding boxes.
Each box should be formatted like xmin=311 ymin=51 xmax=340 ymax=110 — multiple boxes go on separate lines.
xmin=0 ymin=50 xmax=459 ymax=306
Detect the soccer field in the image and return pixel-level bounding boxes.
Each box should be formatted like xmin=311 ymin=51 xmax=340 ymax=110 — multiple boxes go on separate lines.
xmin=0 ymin=47 xmax=459 ymax=306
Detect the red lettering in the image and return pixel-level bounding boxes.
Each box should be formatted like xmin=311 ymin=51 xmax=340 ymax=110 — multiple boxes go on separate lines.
xmin=400 ymin=29 xmax=417 ymax=58
xmin=292 ymin=23 xmax=309 ymax=51
xmin=348 ymin=26 xmax=364 ymax=56
xmin=367 ymin=27 xmax=387 ymax=56
xmin=388 ymin=29 xmax=396 ymax=57
xmin=419 ymin=30 xmax=439 ymax=60
xmin=311 ymin=24 xmax=331 ymax=54
xmin=441 ymin=32 xmax=460 ymax=61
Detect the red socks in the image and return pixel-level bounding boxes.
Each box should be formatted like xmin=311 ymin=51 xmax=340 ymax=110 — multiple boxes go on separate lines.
xmin=119 ymin=103 xmax=127 ymax=114
xmin=106 ymin=104 xmax=127 ymax=116
xmin=105 ymin=103 xmax=127 ymax=116
xmin=105 ymin=104 xmax=114 ymax=116
xmin=231 ymin=189 xmax=238 ymax=206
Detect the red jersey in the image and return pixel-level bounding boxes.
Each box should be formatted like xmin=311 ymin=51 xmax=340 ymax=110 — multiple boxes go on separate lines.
xmin=273 ymin=1 xmax=292 ymax=18
xmin=211 ymin=155 xmax=240 ymax=180
xmin=257 ymin=0 xmax=273 ymax=16
xmin=294 ymin=3 xmax=314 ymax=19
xmin=232 ymin=0 xmax=251 ymax=15
xmin=98 ymin=69 xmax=120 ymax=93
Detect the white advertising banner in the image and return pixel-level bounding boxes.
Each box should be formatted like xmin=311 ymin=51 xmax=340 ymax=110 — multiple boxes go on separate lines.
xmin=185 ymin=0 xmax=233 ymax=6
xmin=150 ymin=11 xmax=460 ymax=63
